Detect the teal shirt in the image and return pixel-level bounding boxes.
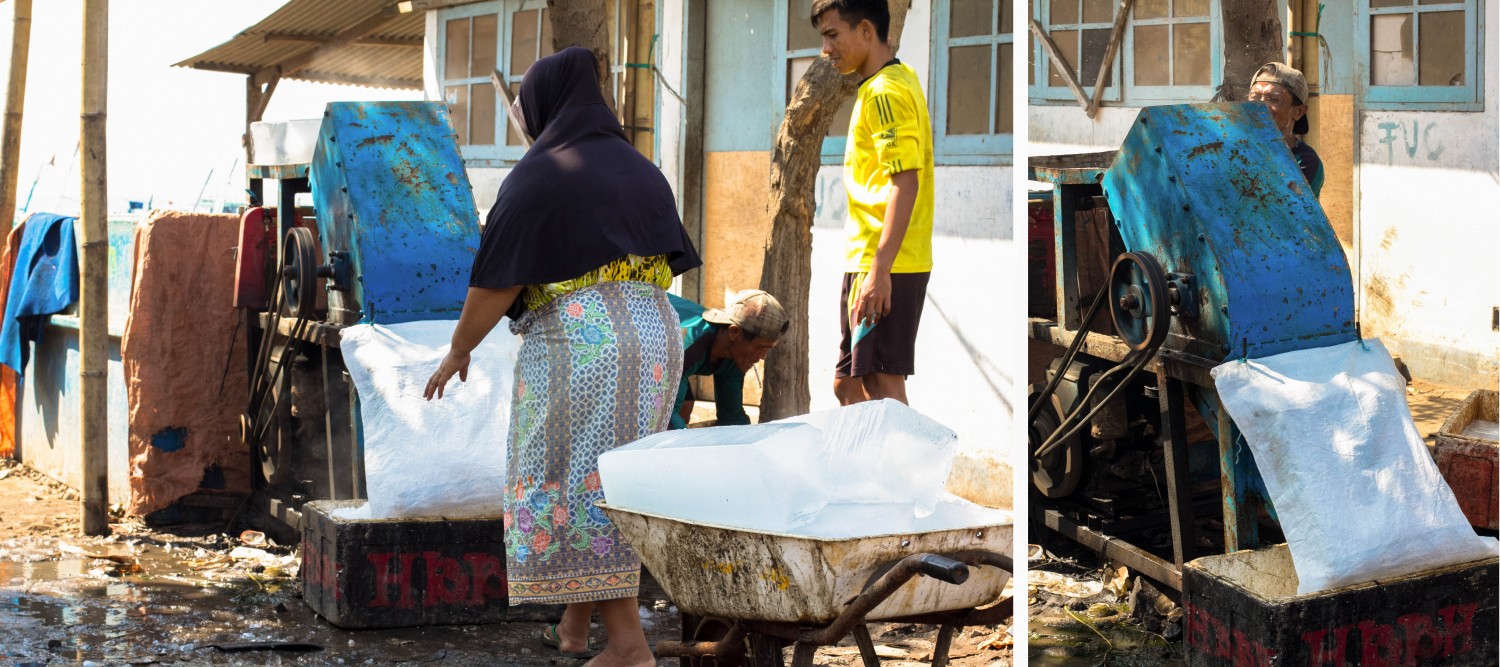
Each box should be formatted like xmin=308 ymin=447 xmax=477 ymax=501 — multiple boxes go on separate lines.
xmin=668 ymin=294 xmax=749 ymax=429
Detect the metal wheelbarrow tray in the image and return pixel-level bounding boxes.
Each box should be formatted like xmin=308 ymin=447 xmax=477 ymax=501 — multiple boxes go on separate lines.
xmin=600 ymin=502 xmax=1014 ymax=667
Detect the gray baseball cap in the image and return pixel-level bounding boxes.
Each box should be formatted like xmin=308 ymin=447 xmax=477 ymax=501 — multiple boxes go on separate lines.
xmin=704 ymin=289 xmax=789 ymax=341
xmin=1252 ymin=62 xmax=1311 ymax=134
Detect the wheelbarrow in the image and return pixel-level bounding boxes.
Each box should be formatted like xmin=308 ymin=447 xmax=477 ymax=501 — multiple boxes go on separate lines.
xmin=598 ymin=503 xmax=1014 ymax=667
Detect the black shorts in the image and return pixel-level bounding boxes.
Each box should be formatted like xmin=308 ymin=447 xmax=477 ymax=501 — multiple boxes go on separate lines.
xmin=836 ymin=272 xmax=930 ymax=378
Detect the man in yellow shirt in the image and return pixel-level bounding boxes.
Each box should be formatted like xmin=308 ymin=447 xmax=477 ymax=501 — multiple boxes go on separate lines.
xmin=812 ymin=0 xmax=935 ymax=406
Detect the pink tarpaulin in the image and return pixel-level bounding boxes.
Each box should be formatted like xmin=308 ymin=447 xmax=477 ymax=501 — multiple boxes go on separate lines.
xmin=122 ymin=211 xmax=249 ymax=515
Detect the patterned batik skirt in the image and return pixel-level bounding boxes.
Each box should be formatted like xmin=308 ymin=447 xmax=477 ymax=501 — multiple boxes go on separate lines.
xmin=503 ymin=280 xmax=683 ymax=605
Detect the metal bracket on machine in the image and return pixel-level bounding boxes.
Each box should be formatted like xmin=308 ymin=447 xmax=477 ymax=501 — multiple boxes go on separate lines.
xmin=1166 ymin=272 xmax=1198 ymax=319
xmin=318 ymin=250 xmax=353 ymax=293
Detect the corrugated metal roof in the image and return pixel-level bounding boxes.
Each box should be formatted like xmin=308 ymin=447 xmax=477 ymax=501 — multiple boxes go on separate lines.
xmin=176 ymin=0 xmax=426 ymax=90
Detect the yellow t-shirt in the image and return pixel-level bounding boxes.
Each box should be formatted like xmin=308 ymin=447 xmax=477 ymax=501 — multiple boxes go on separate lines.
xmin=842 ymin=61 xmax=935 ymax=274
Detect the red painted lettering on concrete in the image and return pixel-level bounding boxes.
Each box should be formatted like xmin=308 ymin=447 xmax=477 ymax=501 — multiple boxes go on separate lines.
xmin=423 ymin=551 xmax=469 ymax=607
xmin=465 ymin=553 xmax=507 ymax=606
xmin=1296 ymin=601 xmax=1483 ymax=665
xmin=1437 ymin=602 xmax=1477 ymax=657
xmin=1359 ymin=620 xmax=1399 ymax=666
xmin=1183 ymin=601 xmax=1274 ymax=664
xmin=1395 ymin=613 xmax=1439 ymax=664
xmin=368 ymin=552 xmax=418 ymax=609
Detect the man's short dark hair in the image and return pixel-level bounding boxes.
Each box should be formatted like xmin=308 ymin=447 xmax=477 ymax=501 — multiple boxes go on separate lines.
xmin=811 ymin=0 xmax=891 ymax=43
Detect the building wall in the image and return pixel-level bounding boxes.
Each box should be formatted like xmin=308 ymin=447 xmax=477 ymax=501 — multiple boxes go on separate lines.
xmin=1349 ymin=0 xmax=1499 ymax=389
xmin=1030 ymin=1 xmax=1499 ymax=391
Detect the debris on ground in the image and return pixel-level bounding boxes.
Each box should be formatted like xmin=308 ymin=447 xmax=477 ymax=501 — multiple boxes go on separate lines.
xmin=2 ymin=460 xmax=1013 ymax=665
xmin=1028 ymin=544 xmax=1185 ymax=666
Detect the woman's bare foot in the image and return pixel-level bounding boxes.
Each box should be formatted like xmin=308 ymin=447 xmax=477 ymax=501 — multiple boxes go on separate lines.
xmin=581 ymin=645 xmax=656 ymax=667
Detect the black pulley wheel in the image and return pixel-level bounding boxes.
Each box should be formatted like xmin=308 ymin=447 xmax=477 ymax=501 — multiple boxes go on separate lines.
xmin=1108 ymin=251 xmax=1170 ymax=352
xmin=1029 ymin=387 xmax=1083 ymax=499
xmin=281 ymin=227 xmax=318 ymax=319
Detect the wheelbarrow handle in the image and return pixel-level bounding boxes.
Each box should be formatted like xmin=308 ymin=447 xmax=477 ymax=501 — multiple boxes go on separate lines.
xmin=915 ymin=554 xmax=970 ymax=585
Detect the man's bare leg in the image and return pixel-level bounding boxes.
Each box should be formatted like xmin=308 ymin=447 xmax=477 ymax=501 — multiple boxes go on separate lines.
xmin=834 ymin=376 xmax=870 ymax=405
xmin=861 ymin=372 xmax=908 ymax=404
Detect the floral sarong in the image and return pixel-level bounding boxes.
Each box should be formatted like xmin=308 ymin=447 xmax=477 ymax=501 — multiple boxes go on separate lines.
xmin=503 ymin=280 xmax=682 ymax=604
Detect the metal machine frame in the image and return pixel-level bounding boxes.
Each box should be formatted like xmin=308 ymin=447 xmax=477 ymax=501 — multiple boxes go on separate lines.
xmin=1027 ymin=103 xmax=1358 ymax=591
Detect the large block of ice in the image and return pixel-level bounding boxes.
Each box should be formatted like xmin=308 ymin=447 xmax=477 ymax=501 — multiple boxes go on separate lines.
xmin=340 ymin=320 xmax=519 ymax=519
xmin=599 ymin=399 xmax=974 ymax=534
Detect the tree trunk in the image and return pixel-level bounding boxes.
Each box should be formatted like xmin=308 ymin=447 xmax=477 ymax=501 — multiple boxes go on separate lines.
xmin=1216 ymin=0 xmax=1284 ymax=101
xmin=758 ymin=1 xmax=911 ymax=421
xmin=547 ymin=0 xmax=616 ymax=111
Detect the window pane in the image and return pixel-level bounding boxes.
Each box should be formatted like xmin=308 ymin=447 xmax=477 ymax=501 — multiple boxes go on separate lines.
xmin=789 ymin=0 xmax=821 ymax=50
xmin=1135 ymin=0 xmax=1168 ymax=19
xmin=1175 ymin=0 xmax=1210 ymax=17
xmin=996 ymin=42 xmax=1012 ymax=134
xmin=787 ymin=56 xmax=813 ymax=99
xmin=1419 ymin=11 xmax=1465 ymax=85
xmin=1370 ymin=0 xmax=1410 ymax=7
xmin=470 ymin=83 xmax=496 ymax=146
xmin=948 ymin=45 xmax=991 ymax=134
xmin=1370 ymin=14 xmax=1415 ymax=85
xmin=1133 ymin=24 xmax=1170 ymax=85
xmin=1081 ymin=0 xmax=1113 ymax=23
xmin=445 ymin=18 xmax=469 ymax=80
xmin=1081 ymin=28 xmax=1112 ymax=86
xmin=445 ymin=85 xmax=469 ymax=146
xmin=511 ymin=9 xmax=539 ymax=77
xmin=1174 ymin=23 xmax=1210 ymax=84
xmin=952 ymin=0 xmax=995 ymax=38
xmin=1048 ymin=30 xmax=1078 ymax=86
xmin=1051 ymin=0 xmax=1079 ymax=25
xmin=1000 ymin=0 xmax=1013 ymax=33
xmin=472 ymin=14 xmax=497 ymax=78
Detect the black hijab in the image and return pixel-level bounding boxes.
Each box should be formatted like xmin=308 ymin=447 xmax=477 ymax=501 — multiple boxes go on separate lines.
xmin=469 ymin=47 xmax=700 ymax=305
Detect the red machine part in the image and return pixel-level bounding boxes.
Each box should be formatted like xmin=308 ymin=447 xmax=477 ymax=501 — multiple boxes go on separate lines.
xmin=234 ymin=207 xmax=276 ymax=310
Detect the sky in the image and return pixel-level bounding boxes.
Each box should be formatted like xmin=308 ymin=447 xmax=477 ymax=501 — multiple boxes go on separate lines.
xmin=0 ymin=0 xmax=422 ymax=215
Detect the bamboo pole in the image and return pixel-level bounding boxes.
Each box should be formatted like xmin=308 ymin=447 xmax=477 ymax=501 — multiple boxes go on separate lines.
xmin=0 ymin=0 xmax=32 ymax=237
xmin=80 ymin=0 xmax=109 ymax=536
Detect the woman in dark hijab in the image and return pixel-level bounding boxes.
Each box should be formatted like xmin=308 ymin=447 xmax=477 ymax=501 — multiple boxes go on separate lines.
xmin=425 ymin=47 xmax=699 ymax=667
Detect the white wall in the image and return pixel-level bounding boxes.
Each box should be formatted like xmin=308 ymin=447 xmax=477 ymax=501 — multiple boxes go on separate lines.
xmin=811 ymin=164 xmax=1015 ymax=508
xmin=1353 ymin=0 xmax=1500 ymax=389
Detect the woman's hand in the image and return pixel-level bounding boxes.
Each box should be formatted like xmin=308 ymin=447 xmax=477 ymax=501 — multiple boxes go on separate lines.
xmin=424 ymin=350 xmax=472 ymax=400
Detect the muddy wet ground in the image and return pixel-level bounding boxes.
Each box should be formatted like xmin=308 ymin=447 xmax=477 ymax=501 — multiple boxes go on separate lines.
xmin=1 ymin=460 xmax=1010 ymax=666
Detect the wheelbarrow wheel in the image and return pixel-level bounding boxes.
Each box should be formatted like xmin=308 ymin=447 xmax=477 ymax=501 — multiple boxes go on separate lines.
xmin=679 ymin=614 xmax=749 ymax=667
xmin=746 ymin=632 xmax=787 ymax=667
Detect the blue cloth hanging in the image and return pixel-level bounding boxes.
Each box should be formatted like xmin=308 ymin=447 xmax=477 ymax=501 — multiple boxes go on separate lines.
xmin=0 ymin=212 xmax=80 ymax=375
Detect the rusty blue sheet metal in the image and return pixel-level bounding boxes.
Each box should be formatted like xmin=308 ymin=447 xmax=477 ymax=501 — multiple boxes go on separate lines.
xmin=1102 ymin=102 xmax=1357 ymax=362
xmin=310 ymin=102 xmax=478 ymax=325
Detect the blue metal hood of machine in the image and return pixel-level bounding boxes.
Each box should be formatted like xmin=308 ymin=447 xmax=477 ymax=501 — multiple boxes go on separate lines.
xmin=310 ymin=102 xmax=478 ymax=324
xmin=1102 ymin=102 xmax=1357 ymax=360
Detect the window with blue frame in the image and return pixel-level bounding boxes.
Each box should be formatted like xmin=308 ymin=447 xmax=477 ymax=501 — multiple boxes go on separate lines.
xmin=1032 ymin=0 xmax=1220 ymax=105
xmin=1358 ymin=0 xmax=1481 ymax=109
xmin=780 ymin=0 xmax=855 ymax=160
xmin=1033 ymin=0 xmax=1121 ymax=103
xmin=1127 ymin=0 xmax=1215 ymax=101
xmin=934 ymin=0 xmax=1014 ymax=162
xmin=437 ymin=0 xmax=554 ymax=162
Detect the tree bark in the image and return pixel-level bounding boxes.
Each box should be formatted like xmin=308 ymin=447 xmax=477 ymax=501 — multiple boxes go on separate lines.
xmin=547 ymin=0 xmax=616 ymax=111
xmin=1216 ymin=0 xmax=1284 ymax=101
xmin=758 ymin=1 xmax=911 ymax=421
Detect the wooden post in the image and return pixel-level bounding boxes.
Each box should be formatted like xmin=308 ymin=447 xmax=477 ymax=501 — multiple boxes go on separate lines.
xmin=1085 ymin=0 xmax=1136 ymax=117
xmin=0 ymin=0 xmax=32 ymax=237
xmin=80 ymin=0 xmax=109 ymax=536
xmin=1029 ymin=20 xmax=1092 ymax=114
